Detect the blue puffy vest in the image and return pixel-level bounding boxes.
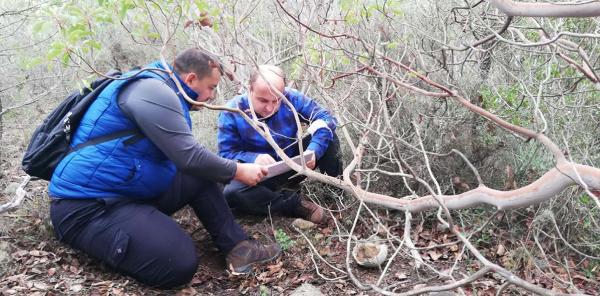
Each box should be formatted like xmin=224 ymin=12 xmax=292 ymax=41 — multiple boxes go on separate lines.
xmin=49 ymin=62 xmax=193 ymax=199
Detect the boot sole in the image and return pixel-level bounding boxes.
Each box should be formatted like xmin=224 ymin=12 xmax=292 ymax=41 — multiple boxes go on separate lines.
xmin=228 ymin=249 xmax=282 ymax=276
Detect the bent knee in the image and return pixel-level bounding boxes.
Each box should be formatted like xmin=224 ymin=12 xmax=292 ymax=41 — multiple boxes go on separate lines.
xmin=224 ymin=187 xmax=246 ymax=208
xmin=151 ymin=250 xmax=199 ymax=289
xmin=165 ymin=253 xmax=199 ymax=288
xmin=138 ymin=239 xmax=199 ymax=289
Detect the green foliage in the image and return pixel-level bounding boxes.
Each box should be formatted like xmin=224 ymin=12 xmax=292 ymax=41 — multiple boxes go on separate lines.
xmin=525 ymin=31 xmax=540 ymax=42
xmin=194 ymin=0 xmax=209 ymax=11
xmin=274 ymin=228 xmax=294 ymax=251
xmin=481 ymin=132 xmax=496 ymax=146
xmin=259 ymin=285 xmax=270 ymax=296
xmin=480 ymin=85 xmax=530 ymax=126
xmin=475 ymin=231 xmax=492 ymax=247
xmin=21 ymin=56 xmax=44 ymax=69
xmin=512 ymin=143 xmax=553 ymax=181
xmin=582 ymin=260 xmax=600 ymax=279
xmin=563 ymin=18 xmax=597 ymax=32
xmin=503 ymin=246 xmax=532 ymax=271
xmin=579 ymin=193 xmax=592 ymax=205
xmin=384 ymin=41 xmax=400 ymax=50
xmin=289 ymin=56 xmax=304 ymax=81
xmin=28 ymin=0 xmax=222 ymax=68
xmin=118 ymin=0 xmax=136 ymax=19
xmin=32 ymin=1 xmax=120 ymax=64
xmin=578 ymin=195 xmax=600 ymax=237
xmin=339 ymin=0 xmax=403 ymax=24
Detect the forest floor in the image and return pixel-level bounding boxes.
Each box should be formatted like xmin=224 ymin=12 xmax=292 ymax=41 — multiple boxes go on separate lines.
xmin=0 ymin=178 xmax=404 ymax=296
xmin=2 ymin=177 xmax=599 ymax=295
xmin=1 ymin=131 xmax=599 ymax=296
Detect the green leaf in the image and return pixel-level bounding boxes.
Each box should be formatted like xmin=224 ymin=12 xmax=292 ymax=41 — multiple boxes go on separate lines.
xmin=119 ymin=0 xmax=136 ymax=20
xmin=580 ymin=194 xmax=591 ymax=205
xmin=80 ymin=78 xmax=91 ymax=90
xmin=47 ymin=42 xmax=66 ymax=60
xmin=147 ymin=32 xmax=161 ymax=40
xmin=83 ymin=39 xmax=102 ymax=50
xmin=67 ymin=28 xmax=92 ymax=42
xmin=60 ymin=51 xmax=71 ymax=65
xmin=93 ymin=7 xmax=115 ymax=23
xmin=66 ymin=4 xmax=84 ymax=18
xmin=65 ymin=23 xmax=92 ymax=43
xmin=386 ymin=42 xmax=399 ymax=50
xmin=194 ymin=0 xmax=208 ymax=11
xmin=339 ymin=0 xmax=357 ymax=12
xmin=340 ymin=56 xmax=351 ymax=65
xmin=32 ymin=21 xmax=47 ymax=34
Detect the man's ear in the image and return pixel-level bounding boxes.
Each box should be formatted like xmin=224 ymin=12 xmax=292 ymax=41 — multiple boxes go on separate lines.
xmin=183 ymin=72 xmax=196 ymax=85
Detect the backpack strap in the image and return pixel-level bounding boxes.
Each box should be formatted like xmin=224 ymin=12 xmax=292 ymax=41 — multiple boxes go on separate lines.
xmin=71 ymin=129 xmax=141 ymax=152
xmin=72 ymin=68 xmax=175 ymax=153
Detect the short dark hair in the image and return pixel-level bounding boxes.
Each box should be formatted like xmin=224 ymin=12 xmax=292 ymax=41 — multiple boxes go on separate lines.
xmin=173 ymin=48 xmax=223 ymax=78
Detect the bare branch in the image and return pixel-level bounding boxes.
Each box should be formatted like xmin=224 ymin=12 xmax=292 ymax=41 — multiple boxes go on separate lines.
xmin=489 ymin=0 xmax=600 ymax=17
xmin=0 ymin=176 xmax=31 ymax=214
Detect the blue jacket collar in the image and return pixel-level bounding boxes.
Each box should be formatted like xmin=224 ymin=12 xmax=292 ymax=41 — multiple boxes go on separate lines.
xmin=172 ymin=71 xmax=199 ymax=102
xmin=147 ymin=61 xmax=199 ymax=102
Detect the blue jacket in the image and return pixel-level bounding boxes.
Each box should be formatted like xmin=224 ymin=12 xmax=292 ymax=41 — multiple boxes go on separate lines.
xmin=217 ymin=88 xmax=336 ymax=163
xmin=49 ymin=61 xmax=194 ymax=199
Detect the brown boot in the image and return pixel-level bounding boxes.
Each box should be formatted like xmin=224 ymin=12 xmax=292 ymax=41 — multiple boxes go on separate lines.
xmin=294 ymin=197 xmax=328 ymax=225
xmin=226 ymin=240 xmax=281 ymax=275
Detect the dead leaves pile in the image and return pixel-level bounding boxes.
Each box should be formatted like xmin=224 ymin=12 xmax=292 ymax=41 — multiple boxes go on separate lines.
xmin=1 ymin=242 xmax=138 ymax=295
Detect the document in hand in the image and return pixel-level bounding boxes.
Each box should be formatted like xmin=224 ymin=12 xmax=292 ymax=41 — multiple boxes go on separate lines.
xmin=264 ymin=150 xmax=315 ymax=179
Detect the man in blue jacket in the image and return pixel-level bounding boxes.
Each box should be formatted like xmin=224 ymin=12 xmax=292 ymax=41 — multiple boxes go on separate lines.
xmin=49 ymin=49 xmax=281 ymax=288
xmin=218 ymin=65 xmax=342 ymax=225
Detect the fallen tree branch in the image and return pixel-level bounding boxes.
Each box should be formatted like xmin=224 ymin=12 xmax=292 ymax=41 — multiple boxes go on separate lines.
xmin=341 ymin=161 xmax=600 ymax=213
xmin=488 ymin=0 xmax=600 ymax=17
xmin=0 ymin=176 xmax=32 ymax=214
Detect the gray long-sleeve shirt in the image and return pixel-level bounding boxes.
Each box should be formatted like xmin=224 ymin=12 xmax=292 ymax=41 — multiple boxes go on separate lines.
xmin=117 ymin=78 xmax=236 ymax=183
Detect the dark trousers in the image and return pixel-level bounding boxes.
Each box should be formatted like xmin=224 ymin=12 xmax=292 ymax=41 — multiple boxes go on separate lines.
xmin=224 ymin=135 xmax=343 ymax=217
xmin=50 ymin=173 xmax=247 ymax=289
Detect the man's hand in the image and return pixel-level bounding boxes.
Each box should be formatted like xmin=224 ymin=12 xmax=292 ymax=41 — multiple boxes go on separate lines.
xmin=234 ymin=163 xmax=268 ymax=186
xmin=305 ymin=150 xmax=316 ymax=170
xmin=254 ymin=154 xmax=276 ymax=166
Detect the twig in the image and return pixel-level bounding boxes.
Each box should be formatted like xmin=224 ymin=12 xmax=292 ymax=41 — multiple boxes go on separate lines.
xmin=0 ymin=176 xmax=32 ymax=214
xmin=0 ymin=84 xmax=59 ymax=116
xmin=404 ymin=211 xmax=424 ymax=269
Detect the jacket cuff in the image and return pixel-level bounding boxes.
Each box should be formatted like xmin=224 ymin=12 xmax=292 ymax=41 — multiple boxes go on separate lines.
xmin=307 ymin=142 xmax=325 ymax=160
xmin=238 ymin=152 xmax=260 ymax=163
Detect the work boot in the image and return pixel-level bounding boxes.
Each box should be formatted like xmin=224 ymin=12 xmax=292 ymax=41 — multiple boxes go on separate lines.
xmin=294 ymin=197 xmax=328 ymax=225
xmin=226 ymin=240 xmax=281 ymax=275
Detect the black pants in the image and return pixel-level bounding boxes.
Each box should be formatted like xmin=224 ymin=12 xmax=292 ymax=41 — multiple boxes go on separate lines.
xmin=224 ymin=135 xmax=343 ymax=217
xmin=50 ymin=173 xmax=248 ymax=289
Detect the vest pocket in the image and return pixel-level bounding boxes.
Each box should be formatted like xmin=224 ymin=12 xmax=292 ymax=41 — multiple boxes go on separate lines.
xmin=93 ymin=156 xmax=143 ymax=187
xmin=106 ymin=229 xmax=130 ymax=268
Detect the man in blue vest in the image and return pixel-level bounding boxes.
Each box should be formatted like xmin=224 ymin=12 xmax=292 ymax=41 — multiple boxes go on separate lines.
xmin=48 ymin=49 xmax=281 ymax=288
xmin=217 ymin=65 xmax=342 ymax=225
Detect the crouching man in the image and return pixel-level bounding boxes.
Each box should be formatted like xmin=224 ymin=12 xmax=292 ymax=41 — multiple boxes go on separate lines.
xmin=218 ymin=65 xmax=342 ymax=225
xmin=48 ymin=49 xmax=280 ymax=288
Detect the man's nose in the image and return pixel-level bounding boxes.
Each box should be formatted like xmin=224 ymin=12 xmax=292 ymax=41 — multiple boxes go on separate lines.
xmin=207 ymin=90 xmax=216 ymax=101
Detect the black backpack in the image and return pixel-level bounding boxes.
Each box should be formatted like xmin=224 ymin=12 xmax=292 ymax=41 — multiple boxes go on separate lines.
xmin=22 ymin=69 xmax=140 ymax=180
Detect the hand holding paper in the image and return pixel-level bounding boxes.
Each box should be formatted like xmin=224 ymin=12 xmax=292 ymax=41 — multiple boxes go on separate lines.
xmin=254 ymin=153 xmax=276 ymax=165
xmin=264 ymin=150 xmax=315 ymax=179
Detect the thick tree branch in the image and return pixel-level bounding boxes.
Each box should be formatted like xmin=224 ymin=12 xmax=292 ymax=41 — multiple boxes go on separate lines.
xmin=488 ymin=0 xmax=600 ymax=17
xmin=0 ymin=176 xmax=31 ymax=214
